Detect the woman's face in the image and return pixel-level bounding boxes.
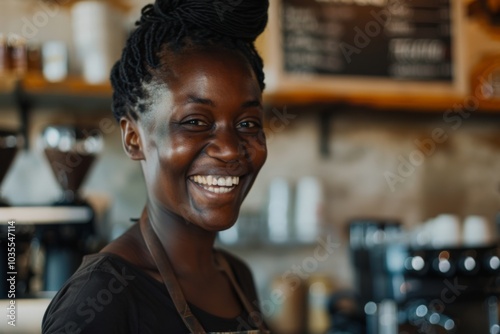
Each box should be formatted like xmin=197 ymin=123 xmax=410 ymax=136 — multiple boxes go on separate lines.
xmin=123 ymin=47 xmax=267 ymax=232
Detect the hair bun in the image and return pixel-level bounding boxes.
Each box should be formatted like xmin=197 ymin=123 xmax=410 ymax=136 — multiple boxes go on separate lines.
xmin=150 ymin=0 xmax=269 ymax=42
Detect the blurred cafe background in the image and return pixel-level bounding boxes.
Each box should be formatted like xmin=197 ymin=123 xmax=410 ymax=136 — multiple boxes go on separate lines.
xmin=1 ymin=0 xmax=500 ymax=333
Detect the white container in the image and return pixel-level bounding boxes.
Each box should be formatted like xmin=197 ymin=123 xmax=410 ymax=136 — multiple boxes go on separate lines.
xmin=71 ymin=1 xmax=124 ymax=84
xmin=267 ymin=178 xmax=292 ymax=243
xmin=430 ymin=214 xmax=461 ymax=248
xmin=462 ymin=215 xmax=493 ymax=246
xmin=294 ymin=176 xmax=323 ymax=244
xmin=42 ymin=41 xmax=68 ymax=82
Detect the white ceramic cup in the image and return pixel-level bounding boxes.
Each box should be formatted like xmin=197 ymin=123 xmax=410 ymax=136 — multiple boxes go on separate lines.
xmin=462 ymin=215 xmax=493 ymax=246
xmin=430 ymin=214 xmax=461 ymax=248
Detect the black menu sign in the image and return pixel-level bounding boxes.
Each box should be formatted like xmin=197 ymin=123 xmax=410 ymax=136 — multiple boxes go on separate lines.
xmin=282 ymin=0 xmax=453 ymax=81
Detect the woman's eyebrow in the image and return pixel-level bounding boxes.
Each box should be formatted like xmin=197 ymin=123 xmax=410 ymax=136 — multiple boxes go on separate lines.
xmin=185 ymin=95 xmax=262 ymax=109
xmin=185 ymin=95 xmax=215 ymax=107
xmin=242 ymin=100 xmax=262 ymax=109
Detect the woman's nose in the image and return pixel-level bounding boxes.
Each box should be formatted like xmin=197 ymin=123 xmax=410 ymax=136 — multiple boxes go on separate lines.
xmin=205 ymin=126 xmax=243 ymax=163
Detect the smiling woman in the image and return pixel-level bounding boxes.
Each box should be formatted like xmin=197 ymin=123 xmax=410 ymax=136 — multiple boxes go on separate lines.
xmin=42 ymin=1 xmax=270 ymax=333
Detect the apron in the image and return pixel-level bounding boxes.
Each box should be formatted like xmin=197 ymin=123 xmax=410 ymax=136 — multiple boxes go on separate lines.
xmin=139 ymin=209 xmax=270 ymax=334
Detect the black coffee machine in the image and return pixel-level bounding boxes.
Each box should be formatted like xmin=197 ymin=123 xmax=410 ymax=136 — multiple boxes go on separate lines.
xmin=346 ymin=219 xmax=500 ymax=334
xmin=0 ymin=125 xmax=103 ymax=298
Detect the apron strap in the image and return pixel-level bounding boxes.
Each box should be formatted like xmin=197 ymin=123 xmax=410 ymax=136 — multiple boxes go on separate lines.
xmin=214 ymin=251 xmax=269 ymax=333
xmin=139 ymin=209 xmax=206 ymax=334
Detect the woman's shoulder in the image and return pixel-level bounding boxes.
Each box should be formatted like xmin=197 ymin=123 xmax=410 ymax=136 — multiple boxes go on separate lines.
xmin=101 ymin=222 xmax=163 ymax=281
xmin=41 ymin=253 xmax=140 ymax=334
xmin=66 ymin=222 xmax=156 ymax=288
xmin=42 ymin=225 xmax=167 ymax=334
xmin=100 ymin=223 xmax=151 ymax=266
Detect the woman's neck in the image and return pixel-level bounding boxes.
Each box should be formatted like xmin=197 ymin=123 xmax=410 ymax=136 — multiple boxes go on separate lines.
xmin=146 ymin=197 xmax=219 ymax=279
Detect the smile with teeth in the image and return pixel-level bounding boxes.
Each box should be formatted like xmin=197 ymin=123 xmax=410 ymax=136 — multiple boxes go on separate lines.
xmin=190 ymin=175 xmax=240 ymax=194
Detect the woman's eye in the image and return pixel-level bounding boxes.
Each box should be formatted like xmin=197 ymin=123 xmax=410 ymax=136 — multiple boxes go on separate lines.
xmin=237 ymin=120 xmax=261 ymax=129
xmin=183 ymin=119 xmax=208 ymax=127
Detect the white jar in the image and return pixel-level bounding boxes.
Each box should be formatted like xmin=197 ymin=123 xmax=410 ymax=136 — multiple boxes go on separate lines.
xmin=294 ymin=176 xmax=323 ymax=244
xmin=267 ymin=177 xmax=292 ymax=243
xmin=42 ymin=41 xmax=67 ymax=82
xmin=71 ymin=1 xmax=125 ymax=84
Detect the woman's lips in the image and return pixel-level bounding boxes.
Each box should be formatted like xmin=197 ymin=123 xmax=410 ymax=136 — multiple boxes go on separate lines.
xmin=189 ymin=175 xmax=240 ymax=194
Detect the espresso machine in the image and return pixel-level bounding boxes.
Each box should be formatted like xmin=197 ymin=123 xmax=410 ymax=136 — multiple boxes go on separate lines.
xmin=347 ymin=219 xmax=500 ymax=334
xmin=0 ymin=125 xmax=103 ymax=298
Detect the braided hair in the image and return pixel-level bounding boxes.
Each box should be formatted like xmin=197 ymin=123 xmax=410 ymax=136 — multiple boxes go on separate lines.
xmin=110 ymin=0 xmax=269 ymax=121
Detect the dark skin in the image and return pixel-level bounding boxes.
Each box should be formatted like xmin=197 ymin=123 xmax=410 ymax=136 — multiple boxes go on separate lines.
xmin=102 ymin=47 xmax=267 ymax=318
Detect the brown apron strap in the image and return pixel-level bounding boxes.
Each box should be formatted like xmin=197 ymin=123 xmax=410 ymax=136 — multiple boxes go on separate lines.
xmin=139 ymin=209 xmax=206 ymax=334
xmin=214 ymin=251 xmax=268 ymax=333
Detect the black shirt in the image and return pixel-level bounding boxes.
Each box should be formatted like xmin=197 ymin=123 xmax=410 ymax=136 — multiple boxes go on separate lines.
xmin=42 ymin=251 xmax=262 ymax=334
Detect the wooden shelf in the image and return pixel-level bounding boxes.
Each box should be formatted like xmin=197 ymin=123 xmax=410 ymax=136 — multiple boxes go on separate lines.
xmin=21 ymin=74 xmax=112 ymax=97
xmin=0 ymin=75 xmax=112 ymax=113
xmin=1 ymin=75 xmax=499 ymax=113
xmin=264 ymin=88 xmax=500 ymax=113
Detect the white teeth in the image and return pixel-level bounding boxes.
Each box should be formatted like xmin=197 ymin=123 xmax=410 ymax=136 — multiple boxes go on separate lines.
xmin=191 ymin=175 xmax=240 ymax=190
xmin=199 ymin=185 xmax=235 ymax=194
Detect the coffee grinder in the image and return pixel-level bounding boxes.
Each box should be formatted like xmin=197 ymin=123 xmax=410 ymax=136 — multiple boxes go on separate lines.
xmin=37 ymin=125 xmax=103 ymax=292
xmin=0 ymin=129 xmax=25 ymax=299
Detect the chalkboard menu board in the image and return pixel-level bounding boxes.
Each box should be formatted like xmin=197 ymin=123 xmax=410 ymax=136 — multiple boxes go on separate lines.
xmin=283 ymin=0 xmax=453 ymax=81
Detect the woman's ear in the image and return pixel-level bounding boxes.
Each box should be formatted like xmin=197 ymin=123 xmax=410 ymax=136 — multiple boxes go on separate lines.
xmin=120 ymin=116 xmax=145 ymax=161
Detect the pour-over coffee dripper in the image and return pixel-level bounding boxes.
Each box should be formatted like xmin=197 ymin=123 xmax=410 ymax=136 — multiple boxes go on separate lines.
xmin=41 ymin=125 xmax=103 ymax=205
xmin=0 ymin=129 xmax=20 ymax=206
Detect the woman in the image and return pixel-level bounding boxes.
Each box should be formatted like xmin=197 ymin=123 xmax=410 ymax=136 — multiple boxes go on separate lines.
xmin=42 ymin=0 xmax=270 ymax=332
